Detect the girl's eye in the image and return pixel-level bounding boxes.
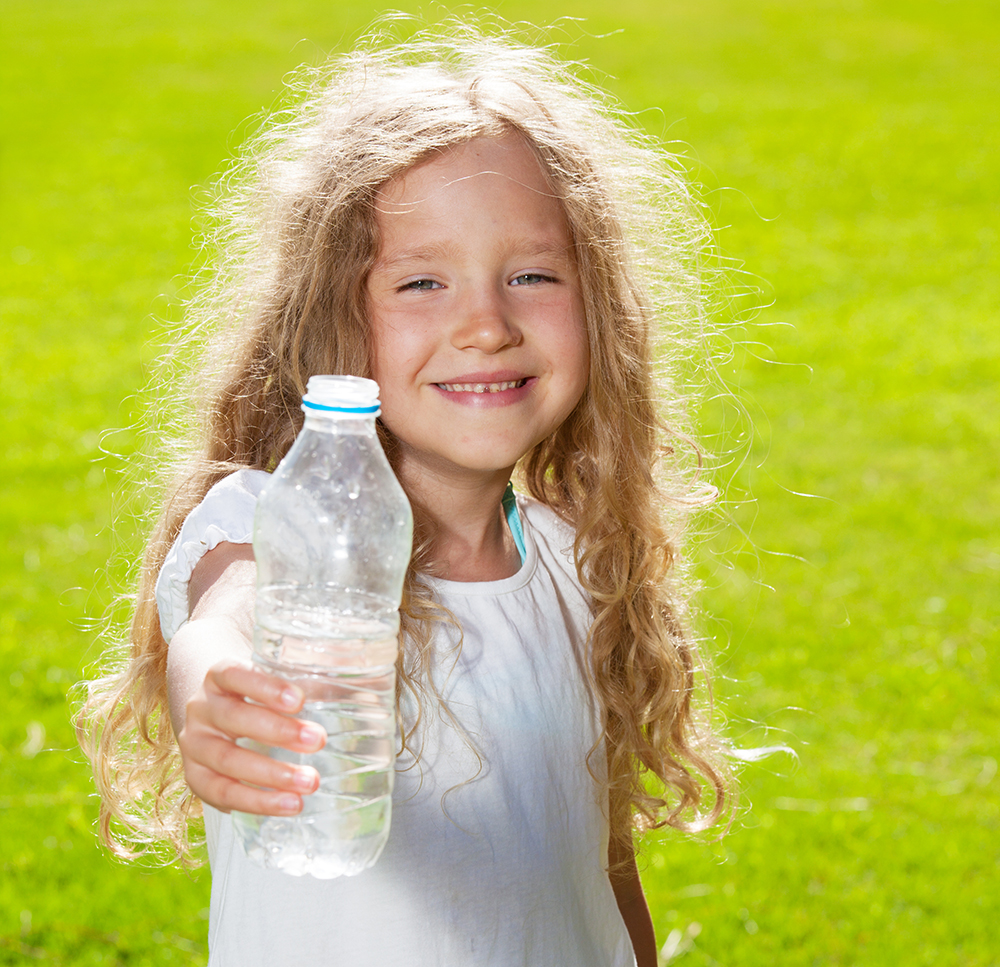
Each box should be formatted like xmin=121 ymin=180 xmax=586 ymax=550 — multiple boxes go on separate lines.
xmin=510 ymin=273 xmax=554 ymax=286
xmin=401 ymin=279 xmax=442 ymax=291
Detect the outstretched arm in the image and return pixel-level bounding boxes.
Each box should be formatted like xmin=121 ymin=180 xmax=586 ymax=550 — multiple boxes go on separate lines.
xmin=167 ymin=541 xmax=325 ymax=815
xmin=609 ymin=825 xmax=657 ymax=967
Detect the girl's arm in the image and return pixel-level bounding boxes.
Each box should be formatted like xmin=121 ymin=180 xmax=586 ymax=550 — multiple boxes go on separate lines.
xmin=167 ymin=541 xmax=324 ymax=815
xmin=609 ymin=828 xmax=658 ymax=967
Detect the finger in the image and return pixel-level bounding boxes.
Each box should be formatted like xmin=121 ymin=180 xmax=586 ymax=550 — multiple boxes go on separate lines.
xmin=206 ymin=662 xmax=307 ymax=714
xmin=188 ymin=692 xmax=327 ymax=753
xmin=186 ymin=760 xmax=311 ymax=816
xmin=192 ymin=733 xmax=321 ymax=795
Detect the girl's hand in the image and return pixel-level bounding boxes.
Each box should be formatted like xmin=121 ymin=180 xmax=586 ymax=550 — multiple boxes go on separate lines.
xmin=165 ymin=541 xmax=326 ymax=816
xmin=177 ymin=655 xmax=326 ymax=815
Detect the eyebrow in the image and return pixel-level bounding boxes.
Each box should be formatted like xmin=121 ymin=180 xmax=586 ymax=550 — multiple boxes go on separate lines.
xmin=375 ymin=238 xmax=576 ymax=272
xmin=375 ymin=242 xmax=455 ymax=271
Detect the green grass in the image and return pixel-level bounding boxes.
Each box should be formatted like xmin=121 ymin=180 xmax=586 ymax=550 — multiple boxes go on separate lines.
xmin=2 ymin=1 xmax=997 ymax=964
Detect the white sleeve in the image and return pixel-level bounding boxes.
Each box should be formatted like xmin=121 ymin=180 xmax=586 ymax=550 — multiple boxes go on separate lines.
xmin=154 ymin=469 xmax=271 ymax=642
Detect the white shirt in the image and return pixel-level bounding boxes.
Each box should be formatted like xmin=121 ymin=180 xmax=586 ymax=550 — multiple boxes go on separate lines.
xmin=156 ymin=469 xmax=636 ymax=967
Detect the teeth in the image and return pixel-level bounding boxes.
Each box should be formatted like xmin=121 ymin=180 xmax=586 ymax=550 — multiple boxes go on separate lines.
xmin=439 ymin=380 xmax=525 ymax=393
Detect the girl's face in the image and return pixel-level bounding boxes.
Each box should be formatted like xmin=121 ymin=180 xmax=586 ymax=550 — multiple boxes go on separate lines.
xmin=367 ymin=134 xmax=589 ymax=485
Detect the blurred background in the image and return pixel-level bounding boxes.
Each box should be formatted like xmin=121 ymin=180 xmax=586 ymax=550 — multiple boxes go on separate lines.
xmin=1 ymin=1 xmax=996 ymax=964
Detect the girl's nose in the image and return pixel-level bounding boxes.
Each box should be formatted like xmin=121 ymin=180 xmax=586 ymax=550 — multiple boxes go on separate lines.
xmin=450 ymin=290 xmax=522 ymax=354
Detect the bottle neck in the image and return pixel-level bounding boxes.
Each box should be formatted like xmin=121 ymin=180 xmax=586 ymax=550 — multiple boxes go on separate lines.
xmin=302 ymin=412 xmax=378 ymax=435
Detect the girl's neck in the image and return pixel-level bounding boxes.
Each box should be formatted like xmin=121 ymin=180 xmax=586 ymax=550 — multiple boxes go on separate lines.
xmin=398 ymin=462 xmax=521 ymax=583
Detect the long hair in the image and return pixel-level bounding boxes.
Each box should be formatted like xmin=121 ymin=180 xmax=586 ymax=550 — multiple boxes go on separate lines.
xmin=78 ymin=22 xmax=731 ymax=862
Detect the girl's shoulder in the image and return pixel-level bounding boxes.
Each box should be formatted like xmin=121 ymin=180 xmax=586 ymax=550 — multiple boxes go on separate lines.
xmin=154 ymin=469 xmax=269 ymax=641
xmin=516 ymin=494 xmax=579 ymax=577
xmin=517 ymin=494 xmax=575 ymax=543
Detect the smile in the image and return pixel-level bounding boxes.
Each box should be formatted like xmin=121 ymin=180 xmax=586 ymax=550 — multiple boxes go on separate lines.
xmin=437 ymin=379 xmax=528 ymax=394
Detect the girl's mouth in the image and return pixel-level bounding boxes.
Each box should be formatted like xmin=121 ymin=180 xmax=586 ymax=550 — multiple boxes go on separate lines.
xmin=436 ymin=378 xmax=528 ymax=394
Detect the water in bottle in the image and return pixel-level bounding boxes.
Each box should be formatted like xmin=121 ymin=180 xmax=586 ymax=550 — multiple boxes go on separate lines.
xmin=231 ymin=375 xmax=413 ymax=879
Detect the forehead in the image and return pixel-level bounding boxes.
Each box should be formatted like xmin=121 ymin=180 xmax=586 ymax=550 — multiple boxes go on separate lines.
xmin=373 ymin=134 xmax=570 ymax=243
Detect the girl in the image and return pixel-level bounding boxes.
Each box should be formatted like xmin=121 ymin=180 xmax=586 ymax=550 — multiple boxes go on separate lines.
xmin=81 ymin=25 xmax=729 ymax=967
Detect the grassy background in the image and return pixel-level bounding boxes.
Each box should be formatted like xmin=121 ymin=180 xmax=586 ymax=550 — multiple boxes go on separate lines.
xmin=1 ymin=1 xmax=996 ymax=964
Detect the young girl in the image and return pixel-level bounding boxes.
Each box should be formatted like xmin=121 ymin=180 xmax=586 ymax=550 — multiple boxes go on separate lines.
xmin=81 ymin=25 xmax=729 ymax=967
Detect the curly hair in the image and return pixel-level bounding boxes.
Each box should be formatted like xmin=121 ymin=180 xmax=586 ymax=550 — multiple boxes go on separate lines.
xmin=77 ymin=20 xmax=731 ymax=863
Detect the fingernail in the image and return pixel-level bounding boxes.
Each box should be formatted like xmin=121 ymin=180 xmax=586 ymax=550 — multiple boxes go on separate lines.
xmin=280 ymin=687 xmax=301 ymax=709
xmin=278 ymin=794 xmax=301 ymax=813
xmin=291 ymin=768 xmax=318 ymax=792
xmin=299 ymin=723 xmax=326 ymax=746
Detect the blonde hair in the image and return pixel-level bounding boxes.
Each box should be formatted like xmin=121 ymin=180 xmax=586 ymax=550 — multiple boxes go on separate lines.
xmin=78 ymin=21 xmax=731 ymax=863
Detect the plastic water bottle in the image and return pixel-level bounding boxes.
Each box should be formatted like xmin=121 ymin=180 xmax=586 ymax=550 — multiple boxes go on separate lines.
xmin=232 ymin=375 xmax=413 ymax=879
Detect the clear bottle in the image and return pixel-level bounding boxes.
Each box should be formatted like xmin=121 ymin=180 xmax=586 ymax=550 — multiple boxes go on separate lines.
xmin=231 ymin=375 xmax=413 ymax=879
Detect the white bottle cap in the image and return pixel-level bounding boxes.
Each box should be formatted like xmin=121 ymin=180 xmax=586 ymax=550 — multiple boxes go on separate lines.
xmin=302 ymin=375 xmax=381 ymax=416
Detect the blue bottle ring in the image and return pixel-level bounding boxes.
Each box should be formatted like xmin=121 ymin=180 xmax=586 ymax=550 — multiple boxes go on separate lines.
xmin=302 ymin=399 xmax=381 ymax=415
